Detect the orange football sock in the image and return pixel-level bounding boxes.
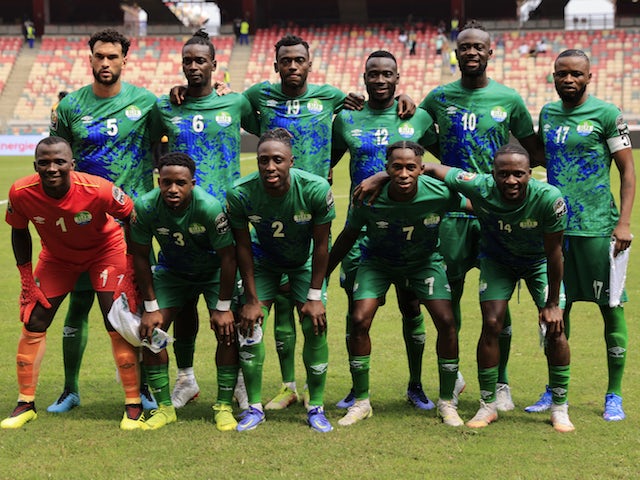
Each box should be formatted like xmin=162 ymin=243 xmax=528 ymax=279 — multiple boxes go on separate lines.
xmin=17 ymin=328 xmax=46 ymax=402
xmin=108 ymin=331 xmax=141 ymax=404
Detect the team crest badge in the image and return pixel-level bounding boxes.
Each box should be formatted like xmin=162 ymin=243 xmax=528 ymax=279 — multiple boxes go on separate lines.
xmin=553 ymin=198 xmax=567 ymax=218
xmin=125 ymin=105 xmax=142 ymax=121
xmin=306 ymin=99 xmax=323 ymax=114
xmin=456 ymin=171 xmax=477 ymax=182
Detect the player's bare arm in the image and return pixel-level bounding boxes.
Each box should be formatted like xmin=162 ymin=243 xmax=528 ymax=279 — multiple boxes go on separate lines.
xmin=540 ymin=230 xmax=564 ymax=334
xmin=612 ymin=147 xmax=636 ymax=255
xmin=210 ymin=244 xmax=237 ymax=346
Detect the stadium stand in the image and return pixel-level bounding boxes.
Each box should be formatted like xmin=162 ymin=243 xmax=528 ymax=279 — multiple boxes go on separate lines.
xmin=0 ymin=37 xmax=22 ymax=96
xmin=3 ymin=26 xmax=640 ymax=133
xmin=242 ymin=24 xmax=443 ymax=102
xmin=243 ymin=25 xmax=640 ymax=122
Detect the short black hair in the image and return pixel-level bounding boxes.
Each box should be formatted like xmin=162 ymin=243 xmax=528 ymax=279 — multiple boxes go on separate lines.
xmin=58 ymin=91 xmax=68 ymax=100
xmin=556 ymin=49 xmax=590 ymax=66
xmin=274 ymin=34 xmax=309 ymax=59
xmin=257 ymin=128 xmax=293 ymax=150
xmin=460 ymin=19 xmax=487 ymax=33
xmin=158 ymin=152 xmax=196 ymax=176
xmin=494 ymin=143 xmax=530 ymax=165
xmin=386 ymin=141 xmax=425 ymax=161
xmin=89 ymin=29 xmax=130 ymax=56
xmin=366 ymin=50 xmax=397 ymax=66
xmin=36 ymin=136 xmax=71 ymax=156
xmin=184 ymin=29 xmax=216 ymax=59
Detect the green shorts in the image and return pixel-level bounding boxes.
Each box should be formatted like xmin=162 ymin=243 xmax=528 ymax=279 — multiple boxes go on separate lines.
xmin=353 ymin=256 xmax=451 ymax=301
xmin=563 ymin=236 xmax=627 ymax=305
xmin=153 ymin=267 xmax=223 ymax=310
xmin=438 ymin=215 xmax=481 ymax=281
xmin=253 ymin=258 xmax=327 ymax=305
xmin=478 ymin=257 xmax=566 ymax=309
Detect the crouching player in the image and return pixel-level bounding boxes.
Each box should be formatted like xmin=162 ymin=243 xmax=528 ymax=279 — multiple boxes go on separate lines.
xmin=2 ymin=137 xmax=144 ymax=430
xmin=424 ymin=143 xmax=574 ymax=433
xmin=226 ymin=128 xmax=335 ymax=432
xmin=327 ymin=141 xmax=465 ymax=427
xmin=130 ymin=152 xmax=239 ymax=431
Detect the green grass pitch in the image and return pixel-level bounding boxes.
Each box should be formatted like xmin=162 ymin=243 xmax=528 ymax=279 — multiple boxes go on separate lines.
xmin=0 ymin=152 xmax=638 ymax=478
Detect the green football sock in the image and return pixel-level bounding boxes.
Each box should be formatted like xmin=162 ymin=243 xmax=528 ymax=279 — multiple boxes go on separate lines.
xmin=350 ymin=355 xmax=371 ymax=400
xmin=62 ymin=290 xmax=94 ymax=393
xmin=402 ymin=313 xmax=425 ymax=385
xmin=497 ymin=307 xmax=512 ymax=385
xmin=600 ymin=305 xmax=627 ymax=395
xmin=144 ymin=363 xmax=172 ymax=406
xmin=239 ymin=306 xmax=268 ymax=405
xmin=549 ymin=364 xmax=570 ymax=405
xmin=173 ymin=336 xmax=196 ymax=370
xmin=478 ymin=366 xmax=499 ymax=403
xmin=274 ymin=292 xmax=296 ymax=383
xmin=217 ymin=365 xmax=239 ymax=405
xmin=438 ymin=357 xmax=459 ymax=400
xmin=301 ymin=316 xmax=329 ymax=407
xmin=449 ymin=278 xmax=464 ymax=332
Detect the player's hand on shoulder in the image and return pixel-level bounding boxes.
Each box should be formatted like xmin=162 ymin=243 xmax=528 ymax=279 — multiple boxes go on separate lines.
xmin=344 ymin=92 xmax=365 ymax=111
xmin=169 ymin=84 xmax=188 ymax=105
xmin=214 ymin=81 xmax=232 ymax=96
xmin=396 ymin=94 xmax=416 ymax=119
xmin=353 ymin=171 xmax=389 ymax=206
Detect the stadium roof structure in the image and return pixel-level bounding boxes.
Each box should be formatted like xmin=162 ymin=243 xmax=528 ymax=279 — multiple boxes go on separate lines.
xmin=564 ymin=0 xmax=615 ymax=30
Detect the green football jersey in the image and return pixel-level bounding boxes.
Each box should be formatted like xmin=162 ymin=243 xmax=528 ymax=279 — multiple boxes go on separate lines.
xmin=50 ymin=82 xmax=159 ymax=198
xmin=227 ymin=168 xmax=336 ymax=268
xmin=444 ymin=168 xmax=567 ymax=267
xmin=243 ymin=82 xmax=346 ymax=178
xmin=420 ymin=79 xmax=534 ymax=174
xmin=332 ymin=101 xmax=437 ymax=193
xmin=153 ymin=92 xmax=254 ymax=201
xmin=131 ymin=186 xmax=233 ymax=278
xmin=347 ymin=176 xmax=462 ymax=268
xmin=538 ymin=95 xmax=631 ymax=237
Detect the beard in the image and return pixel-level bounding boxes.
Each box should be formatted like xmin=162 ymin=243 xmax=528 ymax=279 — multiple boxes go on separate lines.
xmin=556 ymin=84 xmax=587 ymax=103
xmin=92 ymin=68 xmax=120 ymax=86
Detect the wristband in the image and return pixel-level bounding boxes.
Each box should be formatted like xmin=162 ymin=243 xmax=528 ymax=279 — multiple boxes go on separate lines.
xmin=144 ymin=299 xmax=159 ymax=312
xmin=216 ymin=299 xmax=232 ymax=311
xmin=307 ymin=288 xmax=322 ymax=301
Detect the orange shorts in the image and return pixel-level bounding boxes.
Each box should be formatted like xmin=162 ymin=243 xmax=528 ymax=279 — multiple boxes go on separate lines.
xmin=34 ymin=251 xmax=127 ymax=298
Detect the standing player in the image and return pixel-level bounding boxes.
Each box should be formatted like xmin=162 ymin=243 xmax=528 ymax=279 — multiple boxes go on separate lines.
xmin=241 ymin=35 xmax=347 ymax=409
xmin=418 ymin=20 xmax=545 ymax=410
xmin=331 ymin=50 xmax=439 ymax=410
xmin=531 ymin=49 xmax=635 ymax=421
xmin=48 ymin=28 xmax=159 ymax=413
xmin=130 ymin=153 xmax=239 ymax=431
xmin=153 ymin=30 xmax=254 ymax=409
xmin=2 ymin=137 xmax=144 ymax=430
xmin=327 ymin=141 xmax=464 ymax=427
xmin=226 ymin=128 xmax=335 ymax=432
xmin=424 ymin=144 xmax=574 ymax=433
